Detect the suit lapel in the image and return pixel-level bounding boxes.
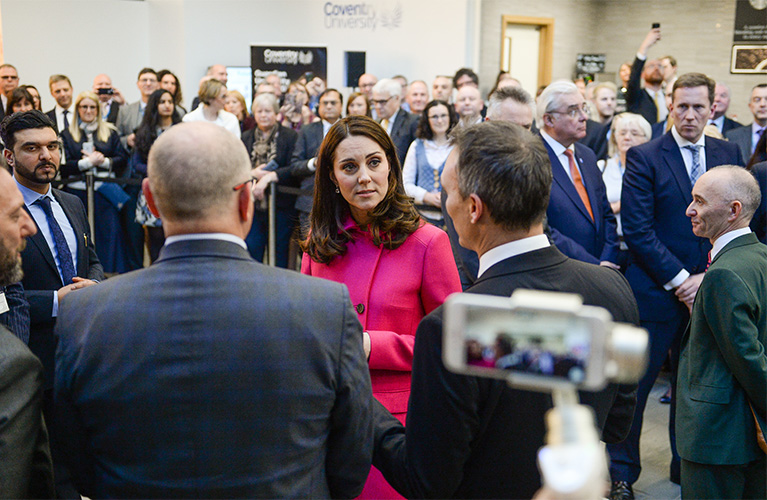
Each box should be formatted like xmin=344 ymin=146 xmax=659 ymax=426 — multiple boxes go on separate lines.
xmin=710 ymin=232 xmax=759 ymax=266
xmin=704 ymin=137 xmax=729 ymax=173
xmin=542 ymin=138 xmax=595 ymax=225
xmin=389 ymin=111 xmax=404 ymax=140
xmin=661 ymin=134 xmax=693 ymax=204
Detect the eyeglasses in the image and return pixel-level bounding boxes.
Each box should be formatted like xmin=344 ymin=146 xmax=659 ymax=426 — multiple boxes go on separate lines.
xmin=548 ymin=103 xmax=590 ymax=119
xmin=428 ymin=113 xmax=449 ymax=121
xmin=232 ymin=176 xmax=257 ymax=192
xmin=371 ymin=96 xmax=394 ymax=106
xmin=0 ymin=75 xmax=18 ymax=81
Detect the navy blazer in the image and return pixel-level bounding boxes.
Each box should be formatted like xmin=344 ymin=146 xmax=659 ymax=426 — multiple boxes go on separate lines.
xmin=20 ymin=188 xmax=103 ymax=388
xmin=53 ymin=239 xmax=373 ymax=498
xmin=388 ymin=110 xmax=419 ymax=166
xmin=541 ymin=137 xmax=619 ymax=265
xmin=720 ymin=116 xmax=743 ymax=135
xmin=290 ymin=121 xmax=325 ymax=215
xmin=621 ymin=132 xmax=743 ymax=320
xmin=626 ymin=57 xmax=658 ymax=125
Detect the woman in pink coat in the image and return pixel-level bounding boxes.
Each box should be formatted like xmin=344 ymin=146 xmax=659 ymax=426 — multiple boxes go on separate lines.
xmin=301 ymin=115 xmax=461 ymax=499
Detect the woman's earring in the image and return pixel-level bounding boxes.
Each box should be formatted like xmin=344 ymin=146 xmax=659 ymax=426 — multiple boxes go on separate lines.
xmin=335 ymin=186 xmax=340 ymax=194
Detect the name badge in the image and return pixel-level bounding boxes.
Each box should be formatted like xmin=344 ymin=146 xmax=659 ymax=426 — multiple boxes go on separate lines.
xmin=0 ymin=292 xmax=8 ymax=315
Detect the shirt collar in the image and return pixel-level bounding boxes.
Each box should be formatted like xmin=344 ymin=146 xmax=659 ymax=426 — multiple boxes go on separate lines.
xmin=477 ymin=234 xmax=551 ymax=278
xmin=711 ymin=227 xmax=751 ymax=260
xmin=540 ymin=130 xmax=572 ymax=156
xmin=671 ymin=125 xmax=706 ymax=148
xmin=164 ymin=233 xmax=247 ymax=250
xmin=14 ymin=176 xmax=52 ymax=206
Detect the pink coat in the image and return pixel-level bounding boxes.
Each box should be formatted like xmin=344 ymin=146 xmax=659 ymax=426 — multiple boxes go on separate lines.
xmin=302 ymin=220 xmax=461 ymax=419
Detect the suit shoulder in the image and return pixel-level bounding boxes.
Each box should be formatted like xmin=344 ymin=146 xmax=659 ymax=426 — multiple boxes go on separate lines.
xmin=725 ymin=124 xmax=750 ymax=139
xmin=52 ymin=188 xmax=85 ymax=209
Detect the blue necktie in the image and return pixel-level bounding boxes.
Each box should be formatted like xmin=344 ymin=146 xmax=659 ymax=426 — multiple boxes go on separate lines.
xmin=62 ymin=109 xmax=69 ymax=130
xmin=35 ymin=196 xmax=76 ymax=285
xmin=684 ymin=145 xmax=702 ymax=187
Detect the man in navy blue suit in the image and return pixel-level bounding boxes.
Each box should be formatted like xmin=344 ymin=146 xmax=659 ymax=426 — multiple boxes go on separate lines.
xmin=537 ymin=80 xmax=620 ymax=269
xmin=607 ymin=73 xmax=743 ymax=500
xmin=53 ymin=122 xmax=374 ymax=498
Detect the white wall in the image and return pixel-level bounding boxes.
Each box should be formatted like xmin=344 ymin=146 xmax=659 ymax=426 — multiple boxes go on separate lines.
xmin=1 ymin=0 xmax=150 ymax=109
xmin=1 ymin=0 xmax=475 ymax=110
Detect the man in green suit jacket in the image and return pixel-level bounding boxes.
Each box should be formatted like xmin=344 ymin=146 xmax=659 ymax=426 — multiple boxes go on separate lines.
xmin=677 ymin=165 xmax=766 ymax=499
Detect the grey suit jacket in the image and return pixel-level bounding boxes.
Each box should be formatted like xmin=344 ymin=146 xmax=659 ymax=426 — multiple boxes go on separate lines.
xmin=0 ymin=325 xmax=54 ymax=498
xmin=54 ymin=239 xmax=374 ymax=498
xmin=725 ymin=124 xmax=754 ymax=164
xmin=115 ymin=101 xmax=142 ymax=149
xmin=388 ymin=110 xmax=419 ymax=166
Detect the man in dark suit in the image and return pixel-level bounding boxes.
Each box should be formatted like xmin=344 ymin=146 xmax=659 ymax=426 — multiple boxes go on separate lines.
xmin=709 ymin=82 xmax=742 ymax=135
xmin=0 ymin=167 xmax=54 ymax=498
xmin=0 ymin=63 xmax=20 ymax=120
xmin=608 ymin=73 xmax=744 ymax=499
xmin=626 ymin=28 xmax=665 ymax=125
xmin=116 ymin=68 xmax=159 ymax=150
xmin=373 ymin=121 xmax=639 ymax=499
xmin=45 ymin=74 xmax=74 ymax=134
xmin=677 ymin=166 xmax=766 ymax=499
xmin=538 ymin=80 xmax=620 ymax=268
xmin=53 ymin=121 xmax=374 ymax=498
xmin=290 ymin=88 xmax=343 ymax=234
xmin=725 ymin=83 xmax=767 ymax=162
xmin=371 ymin=78 xmax=418 ymax=165
xmin=2 ymin=110 xmax=104 ymax=498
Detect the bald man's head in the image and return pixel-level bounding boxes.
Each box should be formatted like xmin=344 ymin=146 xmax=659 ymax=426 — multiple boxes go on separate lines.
xmin=147 ymin=122 xmax=250 ymax=222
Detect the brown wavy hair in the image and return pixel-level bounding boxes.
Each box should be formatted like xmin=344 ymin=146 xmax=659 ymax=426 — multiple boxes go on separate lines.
xmin=301 ymin=115 xmax=421 ymax=264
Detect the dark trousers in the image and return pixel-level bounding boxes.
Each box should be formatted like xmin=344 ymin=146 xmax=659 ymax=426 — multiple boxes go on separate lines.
xmin=244 ymin=208 xmax=297 ymax=269
xmin=681 ymin=457 xmax=766 ymax=499
xmin=607 ymin=313 xmax=686 ymax=483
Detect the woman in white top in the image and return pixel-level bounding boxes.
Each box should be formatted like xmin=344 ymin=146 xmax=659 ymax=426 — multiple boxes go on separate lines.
xmin=402 ymin=99 xmax=458 ymax=225
xmin=182 ymin=78 xmax=240 ymax=138
xmin=600 ymin=112 xmax=651 ymax=269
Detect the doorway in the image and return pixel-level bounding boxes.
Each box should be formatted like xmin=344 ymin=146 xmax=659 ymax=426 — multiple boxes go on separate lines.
xmin=500 ymin=15 xmax=554 ymax=95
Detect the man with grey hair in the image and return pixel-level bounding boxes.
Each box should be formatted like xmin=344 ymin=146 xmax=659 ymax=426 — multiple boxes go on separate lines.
xmin=486 ymin=86 xmax=534 ymax=129
xmin=677 ymin=165 xmax=766 ymax=499
xmin=709 ymin=82 xmax=741 ymax=135
xmin=537 ymin=80 xmax=620 ymax=268
xmin=405 ymin=80 xmax=429 ymax=115
xmin=444 ymin=85 xmax=536 ymax=289
xmin=372 ymin=78 xmax=418 ymax=164
xmin=373 ymin=121 xmax=638 ymax=499
xmin=53 ymin=121 xmax=374 ymax=498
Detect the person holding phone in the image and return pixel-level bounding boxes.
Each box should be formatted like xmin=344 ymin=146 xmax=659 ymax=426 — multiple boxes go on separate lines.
xmin=60 ymin=91 xmax=130 ymax=273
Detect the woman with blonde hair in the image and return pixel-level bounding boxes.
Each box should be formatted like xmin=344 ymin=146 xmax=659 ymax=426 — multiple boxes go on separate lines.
xmin=225 ymin=89 xmax=256 ymax=133
xmin=182 ymin=78 xmax=240 ymax=138
xmin=61 ymin=90 xmax=130 ymax=272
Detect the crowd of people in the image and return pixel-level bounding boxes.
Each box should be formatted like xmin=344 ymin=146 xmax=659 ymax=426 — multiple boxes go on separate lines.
xmin=0 ymin=24 xmax=765 ymax=500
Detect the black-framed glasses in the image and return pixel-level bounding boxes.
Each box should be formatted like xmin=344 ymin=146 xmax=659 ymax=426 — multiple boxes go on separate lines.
xmin=232 ymin=176 xmax=257 ymax=192
xmin=548 ymin=103 xmax=590 ymax=119
xmin=371 ymin=96 xmax=394 ymax=106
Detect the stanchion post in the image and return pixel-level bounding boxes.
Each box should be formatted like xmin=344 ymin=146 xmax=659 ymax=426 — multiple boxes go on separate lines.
xmin=85 ymin=171 xmax=96 ymax=238
xmin=268 ymin=182 xmax=277 ymax=267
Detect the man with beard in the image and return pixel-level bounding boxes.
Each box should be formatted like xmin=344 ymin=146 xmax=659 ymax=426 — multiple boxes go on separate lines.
xmin=1 ymin=110 xmax=103 ymax=497
xmin=627 ymin=27 xmax=666 ymax=124
xmin=0 ymin=167 xmax=55 ymax=498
